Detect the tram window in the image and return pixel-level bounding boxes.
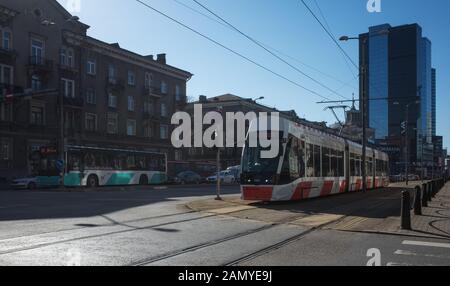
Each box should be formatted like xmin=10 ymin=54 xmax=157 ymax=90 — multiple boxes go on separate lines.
xmin=330 ymin=149 xmax=338 ymax=177
xmin=355 ymin=155 xmax=361 ymax=177
xmin=313 ymin=145 xmax=321 ymax=177
xmin=289 ymin=139 xmax=300 ymax=179
xmin=306 ymin=144 xmax=314 ymax=177
xmin=338 ymin=151 xmax=344 ymax=177
xmin=298 ymin=140 xmax=305 ymax=178
xmin=322 ymin=147 xmax=330 ymax=177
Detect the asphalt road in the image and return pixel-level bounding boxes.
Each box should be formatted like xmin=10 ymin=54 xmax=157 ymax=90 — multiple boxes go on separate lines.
xmin=0 ymin=184 xmax=449 ymax=266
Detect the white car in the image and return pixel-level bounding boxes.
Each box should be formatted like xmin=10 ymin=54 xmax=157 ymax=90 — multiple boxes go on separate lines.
xmin=11 ymin=177 xmax=38 ymax=190
xmin=206 ymin=171 xmax=236 ymax=184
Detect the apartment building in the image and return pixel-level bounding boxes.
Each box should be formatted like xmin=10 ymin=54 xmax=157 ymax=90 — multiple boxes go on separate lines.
xmin=0 ymin=0 xmax=192 ymax=179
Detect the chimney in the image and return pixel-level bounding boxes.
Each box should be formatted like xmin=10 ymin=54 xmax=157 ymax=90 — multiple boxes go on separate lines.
xmin=156 ymin=54 xmax=166 ymax=64
xmin=199 ymin=95 xmax=207 ymax=103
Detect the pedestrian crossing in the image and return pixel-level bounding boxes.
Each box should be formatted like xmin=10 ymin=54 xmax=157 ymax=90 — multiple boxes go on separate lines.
xmin=387 ymin=240 xmax=450 ymax=266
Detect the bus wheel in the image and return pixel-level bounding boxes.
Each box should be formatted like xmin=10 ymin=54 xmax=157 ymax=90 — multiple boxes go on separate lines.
xmin=139 ymin=175 xmax=148 ymax=185
xmin=28 ymin=182 xmax=37 ymax=190
xmin=87 ymin=175 xmax=99 ymax=188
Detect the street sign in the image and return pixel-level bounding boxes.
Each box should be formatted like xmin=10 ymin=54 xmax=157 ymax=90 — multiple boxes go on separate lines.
xmin=56 ymin=160 xmax=64 ymax=172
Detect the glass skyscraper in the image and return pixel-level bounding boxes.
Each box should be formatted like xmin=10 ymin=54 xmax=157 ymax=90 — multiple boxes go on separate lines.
xmin=360 ymin=23 xmax=434 ymax=174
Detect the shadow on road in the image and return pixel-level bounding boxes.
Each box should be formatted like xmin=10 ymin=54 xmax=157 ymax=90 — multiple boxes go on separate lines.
xmin=0 ymin=185 xmax=240 ymax=222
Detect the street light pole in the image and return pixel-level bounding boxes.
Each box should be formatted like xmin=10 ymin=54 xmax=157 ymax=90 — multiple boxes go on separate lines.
xmin=361 ymin=37 xmax=368 ymax=192
xmin=405 ymin=104 xmax=409 ymax=186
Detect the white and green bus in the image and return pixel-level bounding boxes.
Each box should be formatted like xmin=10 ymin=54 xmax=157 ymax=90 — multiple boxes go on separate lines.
xmin=64 ymin=146 xmax=167 ymax=188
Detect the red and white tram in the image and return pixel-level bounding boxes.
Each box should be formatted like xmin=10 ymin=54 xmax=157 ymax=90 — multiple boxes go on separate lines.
xmin=240 ymin=118 xmax=389 ymax=202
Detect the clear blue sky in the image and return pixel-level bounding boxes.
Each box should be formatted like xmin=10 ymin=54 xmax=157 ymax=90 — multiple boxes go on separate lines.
xmin=58 ymin=0 xmax=450 ymax=150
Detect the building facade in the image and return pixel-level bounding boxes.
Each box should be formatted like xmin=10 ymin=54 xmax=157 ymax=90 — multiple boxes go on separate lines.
xmin=360 ymin=23 xmax=435 ymax=175
xmin=0 ymin=0 xmax=192 ymax=180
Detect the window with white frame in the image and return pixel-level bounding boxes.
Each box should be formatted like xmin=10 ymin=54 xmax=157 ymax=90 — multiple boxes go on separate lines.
xmin=0 ymin=64 xmax=13 ymax=84
xmin=85 ymin=113 xmax=97 ymax=132
xmin=161 ymin=103 xmax=167 ymax=117
xmin=108 ymin=92 xmax=117 ymax=108
xmin=128 ymin=71 xmax=135 ymax=86
xmin=67 ymin=49 xmax=74 ymax=67
xmin=61 ymin=78 xmax=75 ymax=98
xmin=31 ymin=38 xmax=44 ymax=64
xmin=31 ymin=75 xmax=42 ymax=91
xmin=30 ymin=104 xmax=45 ymax=126
xmin=60 ymin=48 xmax=66 ymax=66
xmin=0 ymin=102 xmax=12 ymax=122
xmin=128 ymin=96 xmax=135 ymax=112
xmin=143 ymin=123 xmax=153 ymax=138
xmin=107 ymin=112 xmax=118 ymax=134
xmin=87 ymin=60 xmax=96 ymax=75
xmin=0 ymin=138 xmax=12 ymax=169
xmin=127 ymin=119 xmax=136 ymax=136
xmin=160 ymin=124 xmax=169 ymax=139
xmin=1 ymin=28 xmax=12 ymax=50
xmin=161 ymin=81 xmax=168 ymax=94
xmin=108 ymin=65 xmax=116 ymax=82
xmin=145 ymin=72 xmax=152 ymax=89
xmin=86 ymin=88 xmax=96 ymax=104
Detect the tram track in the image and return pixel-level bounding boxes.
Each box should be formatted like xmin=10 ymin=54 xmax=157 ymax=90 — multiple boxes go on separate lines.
xmin=0 ymin=210 xmax=219 ymax=256
xmin=127 ymin=189 xmax=395 ymax=266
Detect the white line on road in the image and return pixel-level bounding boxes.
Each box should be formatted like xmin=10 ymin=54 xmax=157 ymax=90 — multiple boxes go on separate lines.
xmin=395 ymin=249 xmax=450 ymax=260
xmin=403 ymin=240 xmax=450 ymax=249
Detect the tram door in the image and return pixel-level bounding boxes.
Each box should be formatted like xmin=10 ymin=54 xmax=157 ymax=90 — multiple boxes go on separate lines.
xmin=344 ymin=143 xmax=350 ymax=193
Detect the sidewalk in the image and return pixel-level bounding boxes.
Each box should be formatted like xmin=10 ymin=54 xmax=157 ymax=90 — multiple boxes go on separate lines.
xmin=186 ymin=182 xmax=450 ymax=239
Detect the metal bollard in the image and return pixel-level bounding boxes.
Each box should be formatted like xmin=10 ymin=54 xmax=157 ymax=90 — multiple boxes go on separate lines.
xmin=414 ymin=187 xmax=422 ymax=215
xmin=427 ymin=182 xmax=432 ymax=202
xmin=401 ymin=190 xmax=412 ymax=230
xmin=421 ymin=184 xmax=428 ymax=207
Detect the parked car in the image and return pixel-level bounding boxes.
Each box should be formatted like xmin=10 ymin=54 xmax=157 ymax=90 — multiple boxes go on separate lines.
xmin=11 ymin=177 xmax=38 ymax=190
xmin=226 ymin=165 xmax=242 ymax=181
xmin=206 ymin=170 xmax=236 ymax=184
xmin=174 ymin=171 xmax=203 ymax=185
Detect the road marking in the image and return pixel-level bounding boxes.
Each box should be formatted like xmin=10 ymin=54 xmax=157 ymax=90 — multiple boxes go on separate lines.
xmin=154 ymin=186 xmax=168 ymax=190
xmin=387 ymin=261 xmax=436 ymax=267
xmin=403 ymin=240 xmax=450 ymax=249
xmin=395 ymin=249 xmax=450 ymax=260
xmin=387 ymin=262 xmax=413 ymax=266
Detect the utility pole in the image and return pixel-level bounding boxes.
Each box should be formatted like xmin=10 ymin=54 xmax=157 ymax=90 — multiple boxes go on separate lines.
xmin=361 ymin=37 xmax=368 ymax=192
xmin=405 ymin=104 xmax=409 ymax=186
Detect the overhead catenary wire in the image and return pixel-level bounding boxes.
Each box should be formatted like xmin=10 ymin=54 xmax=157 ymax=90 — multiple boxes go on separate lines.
xmin=171 ymin=0 xmax=356 ymax=91
xmin=311 ymin=0 xmax=358 ymax=81
xmin=134 ymin=0 xmax=334 ymax=101
xmin=191 ymin=0 xmax=350 ymax=100
xmin=300 ymin=0 xmax=358 ymax=70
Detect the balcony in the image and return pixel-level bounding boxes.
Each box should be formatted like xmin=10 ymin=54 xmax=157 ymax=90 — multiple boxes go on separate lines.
xmin=144 ymin=86 xmax=167 ymax=98
xmin=27 ymin=56 xmax=53 ymax=73
xmin=107 ymin=77 xmax=125 ymax=91
xmin=58 ymin=63 xmax=78 ymax=76
xmin=63 ymin=96 xmax=84 ymax=108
